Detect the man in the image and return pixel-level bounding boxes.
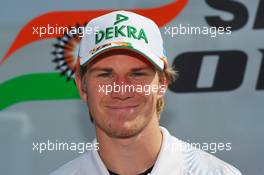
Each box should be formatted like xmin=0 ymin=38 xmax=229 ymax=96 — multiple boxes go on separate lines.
xmin=50 ymin=10 xmax=242 ymax=175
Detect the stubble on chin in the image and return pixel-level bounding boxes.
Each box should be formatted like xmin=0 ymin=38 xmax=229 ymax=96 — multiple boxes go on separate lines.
xmin=95 ymin=115 xmax=152 ymax=139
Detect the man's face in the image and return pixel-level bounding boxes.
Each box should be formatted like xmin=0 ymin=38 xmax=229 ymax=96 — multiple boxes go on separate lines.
xmin=76 ymin=50 xmax=166 ymax=138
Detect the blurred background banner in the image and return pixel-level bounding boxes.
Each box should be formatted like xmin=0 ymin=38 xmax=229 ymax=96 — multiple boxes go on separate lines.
xmin=0 ymin=0 xmax=263 ymax=174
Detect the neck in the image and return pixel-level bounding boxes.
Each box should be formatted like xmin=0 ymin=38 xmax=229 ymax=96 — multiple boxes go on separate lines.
xmin=96 ymin=117 xmax=162 ymax=175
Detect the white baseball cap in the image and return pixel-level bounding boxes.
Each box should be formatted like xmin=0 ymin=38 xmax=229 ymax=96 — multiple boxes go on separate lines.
xmin=78 ymin=10 xmax=168 ymax=71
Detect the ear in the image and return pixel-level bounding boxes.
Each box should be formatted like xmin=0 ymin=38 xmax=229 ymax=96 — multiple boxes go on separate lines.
xmin=157 ymin=75 xmax=168 ymax=98
xmin=75 ymin=72 xmax=88 ymax=103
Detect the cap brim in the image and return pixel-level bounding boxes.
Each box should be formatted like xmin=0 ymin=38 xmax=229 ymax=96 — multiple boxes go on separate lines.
xmin=80 ymin=42 xmax=164 ymax=71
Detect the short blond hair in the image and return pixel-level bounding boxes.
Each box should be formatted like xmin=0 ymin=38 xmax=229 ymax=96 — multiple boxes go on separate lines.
xmin=156 ymin=66 xmax=178 ymax=119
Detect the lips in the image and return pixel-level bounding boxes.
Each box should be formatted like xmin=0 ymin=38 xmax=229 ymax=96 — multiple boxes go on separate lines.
xmin=105 ymin=104 xmax=139 ymax=109
xmin=104 ymin=104 xmax=140 ymax=116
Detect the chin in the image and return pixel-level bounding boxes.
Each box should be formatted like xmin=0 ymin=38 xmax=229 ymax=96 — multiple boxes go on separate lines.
xmin=98 ymin=116 xmax=149 ymax=139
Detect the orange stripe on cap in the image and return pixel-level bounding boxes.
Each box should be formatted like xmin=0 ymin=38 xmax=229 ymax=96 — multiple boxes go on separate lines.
xmin=160 ymin=56 xmax=168 ymax=70
xmin=74 ymin=58 xmax=81 ymax=77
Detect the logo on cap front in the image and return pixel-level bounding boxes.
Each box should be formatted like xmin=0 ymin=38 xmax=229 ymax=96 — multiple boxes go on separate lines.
xmin=95 ymin=13 xmax=148 ymax=45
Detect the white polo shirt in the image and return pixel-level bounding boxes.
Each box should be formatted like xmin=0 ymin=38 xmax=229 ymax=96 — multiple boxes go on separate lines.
xmin=50 ymin=127 xmax=242 ymax=175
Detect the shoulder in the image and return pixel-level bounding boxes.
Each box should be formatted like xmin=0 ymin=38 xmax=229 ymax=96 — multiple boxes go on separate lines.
xmin=49 ymin=152 xmax=93 ymax=175
xmin=170 ymin=136 xmax=242 ymax=175
xmin=160 ymin=127 xmax=242 ymax=175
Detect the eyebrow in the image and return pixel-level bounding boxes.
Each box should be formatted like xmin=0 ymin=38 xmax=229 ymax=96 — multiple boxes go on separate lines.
xmin=88 ymin=66 xmax=153 ymax=74
xmin=88 ymin=68 xmax=113 ymax=74
xmin=131 ymin=67 xmax=153 ymax=72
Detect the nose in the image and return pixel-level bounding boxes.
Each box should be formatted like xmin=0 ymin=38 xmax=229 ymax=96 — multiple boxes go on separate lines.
xmin=110 ymin=76 xmax=135 ymax=100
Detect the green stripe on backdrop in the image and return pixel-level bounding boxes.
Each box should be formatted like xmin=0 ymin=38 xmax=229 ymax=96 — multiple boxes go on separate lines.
xmin=0 ymin=73 xmax=80 ymax=110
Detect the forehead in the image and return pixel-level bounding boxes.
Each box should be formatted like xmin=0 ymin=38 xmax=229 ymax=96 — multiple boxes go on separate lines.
xmin=87 ymin=49 xmax=155 ymax=70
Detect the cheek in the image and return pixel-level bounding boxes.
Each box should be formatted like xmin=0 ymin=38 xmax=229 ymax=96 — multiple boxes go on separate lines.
xmin=140 ymin=82 xmax=161 ymax=113
xmin=85 ymin=82 xmax=104 ymax=107
xmin=137 ymin=90 xmax=157 ymax=114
